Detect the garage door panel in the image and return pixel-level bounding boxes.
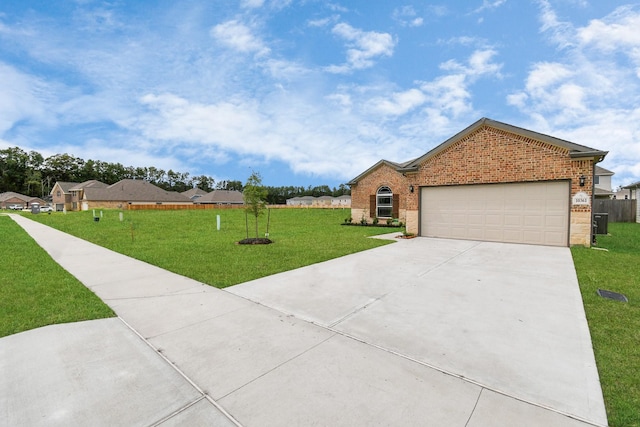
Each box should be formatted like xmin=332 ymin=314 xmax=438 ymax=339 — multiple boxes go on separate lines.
xmin=485 ymin=228 xmax=504 ymax=241
xmin=485 ymin=214 xmax=503 ymax=226
xmin=504 ymin=215 xmax=522 ymax=226
xmin=523 ymin=231 xmax=544 ymax=244
xmin=451 ymin=227 xmax=468 ymax=238
xmin=421 ymin=182 xmax=569 ymax=247
xmin=524 ymin=215 xmax=544 ymax=227
xmin=468 ymin=215 xmax=484 ymax=225
xmin=545 ymin=215 xmax=566 ymax=227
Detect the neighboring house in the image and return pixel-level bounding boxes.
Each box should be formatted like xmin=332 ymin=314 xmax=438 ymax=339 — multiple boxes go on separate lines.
xmin=593 ymin=166 xmax=614 ymax=199
xmin=0 ymin=192 xmax=46 ymax=209
xmin=286 ymin=195 xmax=351 ymax=207
xmin=286 ymin=196 xmax=315 ymax=206
xmin=52 ymin=179 xmax=192 ymax=211
xmin=80 ymin=179 xmax=191 ymax=210
xmin=349 ymin=118 xmax=607 ymax=247
xmin=51 ymin=180 xmax=108 ymax=211
xmin=182 ymin=188 xmax=208 ymax=201
xmin=193 ymin=190 xmax=244 ymax=205
xmin=622 ymin=181 xmax=640 ymax=223
xmin=613 ymin=188 xmax=631 ymax=200
xmin=332 ymin=195 xmax=351 ymax=207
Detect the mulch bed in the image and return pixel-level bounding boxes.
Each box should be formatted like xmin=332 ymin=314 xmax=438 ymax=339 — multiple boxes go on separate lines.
xmin=237 ymin=238 xmax=273 ymax=245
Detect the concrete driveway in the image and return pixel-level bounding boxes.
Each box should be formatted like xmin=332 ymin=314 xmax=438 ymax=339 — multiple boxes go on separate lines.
xmin=2 ymin=215 xmax=607 ymax=426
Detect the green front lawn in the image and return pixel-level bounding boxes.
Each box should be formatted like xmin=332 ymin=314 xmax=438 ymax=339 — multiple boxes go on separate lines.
xmin=571 ymin=222 xmax=640 ymax=427
xmin=6 ymin=208 xmax=639 ymax=426
xmin=24 ymin=208 xmax=395 ymax=288
xmin=0 ymin=215 xmax=114 ymax=338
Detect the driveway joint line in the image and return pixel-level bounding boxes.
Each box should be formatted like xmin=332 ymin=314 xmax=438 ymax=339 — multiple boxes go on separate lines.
xmin=331 ymin=327 xmax=606 ymax=427
xmin=416 ymin=241 xmax=484 ymax=278
xmin=149 ymin=395 xmax=207 ymax=426
xmin=464 ymin=388 xmax=483 ymax=427
xmin=226 ymin=291 xmax=606 ymax=427
xmin=117 ymin=317 xmax=245 ymax=427
xmin=142 ymin=306 xmax=252 ymax=340
xmin=217 ymin=333 xmax=337 ymax=401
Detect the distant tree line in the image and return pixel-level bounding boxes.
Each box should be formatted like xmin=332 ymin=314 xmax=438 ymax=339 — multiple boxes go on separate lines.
xmin=0 ymin=147 xmax=350 ymax=203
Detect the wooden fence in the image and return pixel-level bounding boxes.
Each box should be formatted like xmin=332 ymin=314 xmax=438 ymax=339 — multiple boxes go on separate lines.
xmin=127 ymin=203 xmax=351 ymax=211
xmin=592 ymin=199 xmax=637 ymax=222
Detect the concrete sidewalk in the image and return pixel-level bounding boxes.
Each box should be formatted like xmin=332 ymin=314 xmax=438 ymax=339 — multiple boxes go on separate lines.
xmin=1 ymin=214 xmax=607 ymax=426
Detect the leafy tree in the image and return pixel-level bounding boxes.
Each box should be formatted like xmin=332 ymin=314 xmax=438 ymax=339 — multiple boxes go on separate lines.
xmin=42 ymin=153 xmax=85 ymax=183
xmin=243 ymin=171 xmax=268 ymax=239
xmin=220 ymin=179 xmax=244 ymax=191
xmin=193 ymin=175 xmax=215 ymax=192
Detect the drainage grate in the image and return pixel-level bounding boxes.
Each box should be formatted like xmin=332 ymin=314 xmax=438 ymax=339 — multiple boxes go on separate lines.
xmin=597 ymin=289 xmax=628 ymax=303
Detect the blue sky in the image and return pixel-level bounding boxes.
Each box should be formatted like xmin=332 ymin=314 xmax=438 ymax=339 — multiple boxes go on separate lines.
xmin=1 ymin=1 xmax=639 ymax=189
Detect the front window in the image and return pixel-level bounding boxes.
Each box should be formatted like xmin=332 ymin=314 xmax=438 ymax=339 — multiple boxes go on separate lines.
xmin=377 ymin=186 xmax=393 ymax=218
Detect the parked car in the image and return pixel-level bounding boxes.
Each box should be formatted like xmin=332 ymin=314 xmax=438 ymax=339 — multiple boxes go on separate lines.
xmin=8 ymin=204 xmax=23 ymax=210
xmin=39 ymin=206 xmax=53 ymax=212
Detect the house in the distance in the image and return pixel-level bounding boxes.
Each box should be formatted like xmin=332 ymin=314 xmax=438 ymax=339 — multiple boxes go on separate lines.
xmin=51 ymin=180 xmax=108 ymax=211
xmin=593 ymin=166 xmax=615 ymax=199
xmin=622 ymin=181 xmax=640 ymax=223
xmin=0 ymin=192 xmax=46 ymax=210
xmin=182 ymin=188 xmax=208 ymax=201
xmin=286 ymin=195 xmax=351 ymax=207
xmin=52 ymin=179 xmax=191 ymax=211
xmin=82 ymin=179 xmax=191 ymax=210
xmin=194 ymin=190 xmax=244 ymax=205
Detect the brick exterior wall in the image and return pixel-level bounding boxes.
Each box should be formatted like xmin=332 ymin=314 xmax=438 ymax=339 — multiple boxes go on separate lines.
xmin=351 ymin=125 xmax=597 ymax=246
xmin=350 ymin=163 xmax=409 ymax=224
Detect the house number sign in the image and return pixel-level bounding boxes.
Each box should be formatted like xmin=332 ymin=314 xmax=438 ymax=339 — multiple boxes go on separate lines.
xmin=572 ymin=191 xmax=590 ymax=206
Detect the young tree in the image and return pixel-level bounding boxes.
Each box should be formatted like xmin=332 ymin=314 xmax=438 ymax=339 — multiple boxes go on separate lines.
xmin=243 ymin=171 xmax=268 ymax=239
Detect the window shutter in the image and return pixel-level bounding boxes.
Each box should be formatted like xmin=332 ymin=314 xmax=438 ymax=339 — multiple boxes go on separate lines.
xmin=369 ymin=195 xmax=376 ymax=217
xmin=392 ymin=194 xmax=399 ymax=218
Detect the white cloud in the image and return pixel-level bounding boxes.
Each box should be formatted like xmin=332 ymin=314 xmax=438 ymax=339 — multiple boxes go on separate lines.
xmin=241 ymin=0 xmax=264 ymax=8
xmin=370 ymin=89 xmax=427 ymax=116
xmin=135 ymin=91 xmax=407 ymax=179
xmin=393 ymin=6 xmax=424 ymax=27
xmin=578 ymin=7 xmax=640 ymax=50
xmin=308 ymin=16 xmax=337 ymax=28
xmin=210 ymin=20 xmax=270 ymax=56
xmin=326 ymin=22 xmax=395 ymax=73
xmin=536 ymin=0 xmax=575 ymax=48
xmin=510 ymin=3 xmax=640 ymax=187
xmin=472 ymin=0 xmax=508 ymax=14
xmin=0 ymin=63 xmax=54 ymax=134
xmin=440 ymin=49 xmax=503 ymax=78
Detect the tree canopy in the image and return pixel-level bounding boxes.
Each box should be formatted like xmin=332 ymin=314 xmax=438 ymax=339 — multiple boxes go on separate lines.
xmin=0 ymin=146 xmax=350 ymax=202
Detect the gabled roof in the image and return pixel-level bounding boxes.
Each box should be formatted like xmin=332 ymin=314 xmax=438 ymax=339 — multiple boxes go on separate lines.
xmin=181 ymin=188 xmax=208 ymax=199
xmin=594 ymin=187 xmax=614 ymax=196
xmin=52 ymin=182 xmax=79 ymax=193
xmin=195 ymin=190 xmax=244 ymax=204
xmin=349 ymin=118 xmax=608 ymax=184
xmin=69 ymin=180 xmax=108 ymax=191
xmin=0 ymin=192 xmax=26 ymax=202
xmin=0 ymin=192 xmax=45 ymax=204
xmin=623 ymin=180 xmax=640 ymax=189
xmin=595 ymin=166 xmax=614 ymax=176
xmin=51 ymin=180 xmax=108 ymax=194
xmin=347 ymin=159 xmax=416 ymax=185
xmin=83 ymin=179 xmax=191 ymax=202
xmin=403 ymin=118 xmax=607 ymax=172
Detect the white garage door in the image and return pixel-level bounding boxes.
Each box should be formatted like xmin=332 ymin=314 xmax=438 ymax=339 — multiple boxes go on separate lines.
xmin=420 ymin=181 xmax=570 ymax=246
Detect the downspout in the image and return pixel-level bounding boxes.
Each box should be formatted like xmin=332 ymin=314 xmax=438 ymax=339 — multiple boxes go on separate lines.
xmin=590 ymin=154 xmax=606 ymax=245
